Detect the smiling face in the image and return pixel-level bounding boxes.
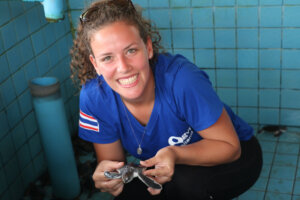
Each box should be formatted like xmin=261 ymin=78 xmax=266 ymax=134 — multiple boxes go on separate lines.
xmin=89 ymin=21 xmax=154 ymax=103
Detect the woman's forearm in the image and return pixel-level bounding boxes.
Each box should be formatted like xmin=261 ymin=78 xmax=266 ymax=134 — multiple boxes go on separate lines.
xmin=167 ymin=139 xmax=241 ymax=166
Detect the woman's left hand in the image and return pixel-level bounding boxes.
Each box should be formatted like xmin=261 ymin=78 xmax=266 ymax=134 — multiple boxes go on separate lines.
xmin=140 ymin=147 xmax=177 ymax=195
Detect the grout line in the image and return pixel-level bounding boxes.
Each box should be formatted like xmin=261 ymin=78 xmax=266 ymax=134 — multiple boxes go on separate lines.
xmin=263 ymin=136 xmax=279 ymax=199
xmin=0 ymin=52 xmax=73 ymax=113
xmin=291 ymin=139 xmax=300 ymax=196
xmin=234 ymin=0 xmax=238 ymax=115
xmin=258 ymin=2 xmax=261 ymax=127
xmin=278 ymin=1 xmax=284 ymax=126
xmin=168 ymin=0 xmax=174 ymax=54
xmin=212 ymin=0 xmax=217 ymax=89
xmin=190 ymin=0 xmax=195 ymax=64
xmin=0 ymin=2 xmax=39 ymax=29
xmin=0 ymin=30 xmax=72 ymax=86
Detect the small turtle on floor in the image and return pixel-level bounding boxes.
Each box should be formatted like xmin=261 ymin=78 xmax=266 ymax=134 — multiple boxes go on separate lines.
xmin=258 ymin=125 xmax=287 ymax=137
xmin=104 ymin=164 xmax=162 ymax=190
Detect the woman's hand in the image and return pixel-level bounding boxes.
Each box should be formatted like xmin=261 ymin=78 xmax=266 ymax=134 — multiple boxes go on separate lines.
xmin=92 ymin=160 xmax=125 ymax=196
xmin=140 ymin=147 xmax=177 ymax=195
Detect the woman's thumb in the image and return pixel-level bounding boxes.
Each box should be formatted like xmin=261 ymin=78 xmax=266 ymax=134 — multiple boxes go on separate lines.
xmin=140 ymin=157 xmax=156 ymax=167
xmin=104 ymin=161 xmax=124 ymax=171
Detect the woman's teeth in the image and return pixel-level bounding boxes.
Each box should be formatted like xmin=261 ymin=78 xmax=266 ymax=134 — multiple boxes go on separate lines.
xmin=119 ymin=75 xmax=137 ymax=85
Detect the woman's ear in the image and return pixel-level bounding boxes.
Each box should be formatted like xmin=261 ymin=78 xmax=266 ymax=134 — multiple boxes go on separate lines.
xmin=89 ymin=54 xmax=101 ymax=75
xmin=146 ymin=37 xmax=154 ymax=59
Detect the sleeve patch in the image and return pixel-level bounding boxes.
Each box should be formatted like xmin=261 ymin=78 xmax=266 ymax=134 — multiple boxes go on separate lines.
xmin=79 ymin=110 xmax=99 ymax=132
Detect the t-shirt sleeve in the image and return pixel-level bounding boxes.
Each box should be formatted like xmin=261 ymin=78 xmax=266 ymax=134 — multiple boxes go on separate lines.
xmin=78 ymin=87 xmax=119 ymax=144
xmin=173 ymin=61 xmax=224 ymax=131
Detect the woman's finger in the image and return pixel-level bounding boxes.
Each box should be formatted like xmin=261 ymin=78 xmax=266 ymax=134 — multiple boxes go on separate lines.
xmin=154 ymin=175 xmax=171 ymax=184
xmin=104 ymin=179 xmax=123 ymax=189
xmin=143 ymin=166 xmax=171 ymax=177
xmin=140 ymin=157 xmax=156 ymax=167
xmin=98 ymin=160 xmax=124 ymax=172
xmin=110 ymin=183 xmax=124 ymax=196
xmin=111 ymin=180 xmax=124 ymax=191
xmin=147 ymin=187 xmax=162 ymax=195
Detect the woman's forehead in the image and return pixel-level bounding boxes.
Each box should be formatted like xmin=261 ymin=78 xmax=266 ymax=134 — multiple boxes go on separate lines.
xmin=89 ymin=21 xmax=144 ymax=55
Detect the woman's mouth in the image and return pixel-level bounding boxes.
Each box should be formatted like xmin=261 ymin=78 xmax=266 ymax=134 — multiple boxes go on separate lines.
xmin=118 ymin=74 xmax=138 ymax=87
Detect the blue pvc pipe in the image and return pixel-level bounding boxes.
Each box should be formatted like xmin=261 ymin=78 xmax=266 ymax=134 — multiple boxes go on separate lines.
xmin=29 ymin=77 xmax=80 ymax=199
xmin=42 ymin=0 xmax=64 ymax=22
xmin=23 ymin=0 xmax=64 ymax=23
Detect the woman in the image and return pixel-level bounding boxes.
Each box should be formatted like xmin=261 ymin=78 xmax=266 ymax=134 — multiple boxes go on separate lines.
xmin=70 ymin=0 xmax=262 ymax=199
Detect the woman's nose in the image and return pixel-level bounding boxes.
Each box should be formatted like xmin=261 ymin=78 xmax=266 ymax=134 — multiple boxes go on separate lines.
xmin=117 ymin=55 xmax=131 ymax=73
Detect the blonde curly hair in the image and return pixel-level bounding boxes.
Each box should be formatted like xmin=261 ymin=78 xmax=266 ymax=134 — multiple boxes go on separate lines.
xmin=70 ymin=0 xmax=162 ymax=86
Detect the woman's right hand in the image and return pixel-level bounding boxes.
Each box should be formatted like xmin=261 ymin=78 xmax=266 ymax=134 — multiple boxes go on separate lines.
xmin=92 ymin=160 xmax=125 ymax=196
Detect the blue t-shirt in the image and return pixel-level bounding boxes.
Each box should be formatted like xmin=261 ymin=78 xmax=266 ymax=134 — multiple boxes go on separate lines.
xmin=78 ymin=54 xmax=253 ymax=160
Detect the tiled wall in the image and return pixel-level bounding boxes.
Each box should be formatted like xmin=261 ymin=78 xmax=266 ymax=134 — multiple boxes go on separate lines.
xmin=0 ymin=1 xmax=78 ymax=200
xmin=69 ymin=0 xmax=300 ymax=128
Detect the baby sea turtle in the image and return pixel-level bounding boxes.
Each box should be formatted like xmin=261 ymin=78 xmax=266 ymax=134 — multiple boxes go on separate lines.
xmin=258 ymin=125 xmax=287 ymax=137
xmin=104 ymin=164 xmax=162 ymax=190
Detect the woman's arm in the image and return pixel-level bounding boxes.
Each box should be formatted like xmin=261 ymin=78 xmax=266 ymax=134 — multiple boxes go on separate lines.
xmin=167 ymin=108 xmax=241 ymax=166
xmin=93 ymin=139 xmax=126 ymax=163
xmin=92 ymin=140 xmax=126 ymax=196
xmin=142 ymin=108 xmax=241 ymax=185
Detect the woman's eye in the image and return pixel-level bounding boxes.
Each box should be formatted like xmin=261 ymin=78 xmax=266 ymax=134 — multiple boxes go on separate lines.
xmin=128 ymin=48 xmax=137 ymax=54
xmin=102 ymin=56 xmax=112 ymax=62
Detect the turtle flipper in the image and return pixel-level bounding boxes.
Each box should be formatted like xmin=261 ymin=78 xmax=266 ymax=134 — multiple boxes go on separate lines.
xmin=137 ymin=172 xmax=162 ymax=190
xmin=104 ymin=165 xmax=135 ymax=183
xmin=104 ymin=171 xmax=122 ymax=179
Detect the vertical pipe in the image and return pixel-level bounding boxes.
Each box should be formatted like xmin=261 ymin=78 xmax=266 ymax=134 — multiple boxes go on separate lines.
xmin=22 ymin=0 xmax=64 ymax=23
xmin=42 ymin=0 xmax=64 ymax=22
xmin=29 ymin=77 xmax=80 ymax=199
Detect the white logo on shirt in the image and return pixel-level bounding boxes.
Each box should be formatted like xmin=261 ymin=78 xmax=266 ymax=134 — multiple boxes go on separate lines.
xmin=168 ymin=127 xmax=194 ymax=146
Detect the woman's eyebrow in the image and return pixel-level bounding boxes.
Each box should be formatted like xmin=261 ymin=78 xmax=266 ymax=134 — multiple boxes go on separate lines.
xmin=95 ymin=42 xmax=139 ymax=58
xmin=123 ymin=42 xmax=139 ymax=50
xmin=95 ymin=52 xmax=112 ymax=59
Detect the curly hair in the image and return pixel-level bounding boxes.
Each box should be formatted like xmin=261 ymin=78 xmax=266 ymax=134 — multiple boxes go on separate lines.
xmin=70 ymin=0 xmax=163 ymax=86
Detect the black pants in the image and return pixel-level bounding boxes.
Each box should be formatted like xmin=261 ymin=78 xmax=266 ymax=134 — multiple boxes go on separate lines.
xmin=115 ymin=136 xmax=262 ymax=200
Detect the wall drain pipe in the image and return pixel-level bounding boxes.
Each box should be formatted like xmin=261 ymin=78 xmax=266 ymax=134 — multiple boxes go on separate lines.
xmin=23 ymin=0 xmax=64 ymax=23
xmin=29 ymin=77 xmax=80 ymax=199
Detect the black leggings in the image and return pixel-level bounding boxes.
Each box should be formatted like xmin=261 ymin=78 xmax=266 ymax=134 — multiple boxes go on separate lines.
xmin=115 ymin=136 xmax=262 ymax=200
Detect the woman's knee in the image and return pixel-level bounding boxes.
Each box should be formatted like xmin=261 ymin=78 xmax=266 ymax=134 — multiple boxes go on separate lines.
xmin=163 ymin=165 xmax=213 ymax=200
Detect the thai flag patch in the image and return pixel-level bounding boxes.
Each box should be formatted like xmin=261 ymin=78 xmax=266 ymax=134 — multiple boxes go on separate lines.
xmin=79 ymin=110 xmax=99 ymax=132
